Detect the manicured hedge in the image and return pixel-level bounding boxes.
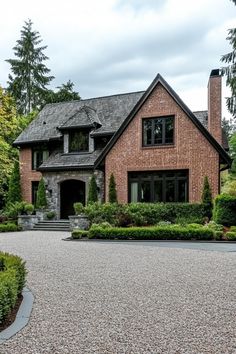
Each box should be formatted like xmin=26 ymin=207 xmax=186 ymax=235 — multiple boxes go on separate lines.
xmin=84 ymin=202 xmax=206 ymax=227
xmin=71 ymin=230 xmax=89 ymax=239
xmin=213 ymin=194 xmax=236 ymax=226
xmin=0 ymin=252 xmax=26 ymax=324
xmin=88 ymin=225 xmax=214 ymax=240
xmin=0 ymin=223 xmax=21 ymax=232
xmin=225 ymin=232 xmax=236 ymax=241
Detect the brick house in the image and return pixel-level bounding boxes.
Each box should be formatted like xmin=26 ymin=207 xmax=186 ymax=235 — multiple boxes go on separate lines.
xmin=14 ymin=70 xmax=231 ymax=219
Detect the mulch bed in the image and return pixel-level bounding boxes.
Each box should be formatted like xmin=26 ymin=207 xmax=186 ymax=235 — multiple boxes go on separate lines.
xmin=0 ymin=295 xmax=23 ymax=332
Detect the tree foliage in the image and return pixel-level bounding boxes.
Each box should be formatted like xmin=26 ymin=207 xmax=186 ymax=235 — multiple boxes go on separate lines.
xmin=7 ymin=160 xmax=21 ymax=205
xmin=221 ymin=8 xmax=236 ymax=118
xmin=36 ymin=178 xmax=47 ymax=209
xmin=44 ymin=80 xmax=80 ymax=105
xmin=201 ymin=176 xmax=213 ymax=219
xmin=87 ymin=175 xmax=98 ymax=204
xmin=6 ymin=19 xmax=54 ymax=114
xmin=222 ymin=117 xmax=236 ymax=139
xmin=108 ymin=173 xmax=118 ymax=203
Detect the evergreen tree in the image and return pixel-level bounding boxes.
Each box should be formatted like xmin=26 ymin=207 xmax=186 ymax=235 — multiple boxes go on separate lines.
xmin=201 ymin=176 xmax=213 ymax=219
xmin=87 ymin=175 xmax=98 ymax=204
xmin=36 ymin=178 xmax=47 ymax=209
xmin=7 ymin=160 xmax=21 ymax=205
xmin=6 ymin=19 xmax=54 ymax=114
xmin=108 ymin=173 xmax=117 ymax=203
xmin=221 ymin=2 xmax=236 ymax=118
xmin=44 ymin=80 xmax=80 ymax=105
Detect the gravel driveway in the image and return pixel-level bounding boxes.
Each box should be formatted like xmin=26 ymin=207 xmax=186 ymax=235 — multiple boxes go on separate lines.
xmin=1 ymin=231 xmax=236 ymax=354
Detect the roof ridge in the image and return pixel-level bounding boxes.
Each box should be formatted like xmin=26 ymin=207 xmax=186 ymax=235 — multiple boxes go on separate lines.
xmin=43 ymin=90 xmax=145 ymax=109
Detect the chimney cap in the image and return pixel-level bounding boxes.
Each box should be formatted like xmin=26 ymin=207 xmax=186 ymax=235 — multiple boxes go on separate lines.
xmin=210 ymin=69 xmax=220 ymax=77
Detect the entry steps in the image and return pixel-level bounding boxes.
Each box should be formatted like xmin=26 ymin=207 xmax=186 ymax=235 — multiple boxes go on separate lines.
xmin=33 ymin=220 xmax=70 ymax=232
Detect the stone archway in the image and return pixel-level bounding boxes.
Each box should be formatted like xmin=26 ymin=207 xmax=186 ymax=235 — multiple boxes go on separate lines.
xmin=60 ymin=179 xmax=85 ymax=219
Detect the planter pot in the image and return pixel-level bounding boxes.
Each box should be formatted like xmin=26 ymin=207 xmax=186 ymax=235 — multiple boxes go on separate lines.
xmin=69 ymin=215 xmax=90 ymax=231
xmin=18 ymin=215 xmax=39 ymax=230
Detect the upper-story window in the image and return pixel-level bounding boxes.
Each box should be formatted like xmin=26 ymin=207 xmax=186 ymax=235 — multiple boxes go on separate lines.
xmin=143 ymin=116 xmax=174 ymax=146
xmin=32 ymin=149 xmax=49 ymax=170
xmin=69 ymin=130 xmax=89 ymax=153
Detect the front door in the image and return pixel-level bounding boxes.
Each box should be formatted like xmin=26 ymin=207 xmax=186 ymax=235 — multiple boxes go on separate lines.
xmin=60 ymin=179 xmax=85 ymax=219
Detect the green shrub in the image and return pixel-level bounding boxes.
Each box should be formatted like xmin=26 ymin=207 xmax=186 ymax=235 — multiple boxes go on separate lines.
xmin=73 ymin=202 xmax=84 ymax=215
xmin=5 ymin=201 xmax=27 ymax=219
xmin=230 ymin=226 xmax=236 ymax=232
xmin=46 ymin=211 xmax=56 ymax=220
xmin=204 ymin=221 xmax=224 ymax=232
xmin=71 ymin=229 xmax=89 ymax=239
xmin=84 ymin=202 xmax=206 ymax=227
xmin=87 ymin=175 xmax=98 ymax=204
xmin=108 ymin=173 xmax=117 ymax=203
xmin=0 ymin=252 xmax=26 ymax=324
xmin=36 ymin=178 xmax=47 ymax=209
xmin=213 ymin=231 xmax=223 ymax=240
xmin=225 ymin=231 xmax=236 ymax=241
xmin=213 ymin=194 xmax=236 ymax=226
xmin=24 ymin=203 xmax=34 ymax=215
xmin=201 ymin=176 xmax=213 ymax=219
xmin=88 ymin=225 xmax=214 ymax=240
xmin=0 ymin=223 xmax=20 ymax=232
xmin=7 ymin=160 xmax=22 ymax=205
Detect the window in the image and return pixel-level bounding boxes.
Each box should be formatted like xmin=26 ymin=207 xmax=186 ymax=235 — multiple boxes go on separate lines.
xmin=32 ymin=150 xmax=49 ymax=170
xmin=143 ymin=116 xmax=174 ymax=146
xmin=69 ymin=130 xmax=89 ymax=152
xmin=129 ymin=170 xmax=188 ymax=203
xmin=32 ymin=181 xmax=39 ymax=205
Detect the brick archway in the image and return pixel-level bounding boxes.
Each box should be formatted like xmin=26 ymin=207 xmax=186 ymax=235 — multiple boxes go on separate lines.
xmin=60 ymin=179 xmax=85 ymax=219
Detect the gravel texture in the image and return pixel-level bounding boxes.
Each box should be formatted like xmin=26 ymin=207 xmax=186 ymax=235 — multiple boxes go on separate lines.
xmin=0 ymin=231 xmax=236 ymax=354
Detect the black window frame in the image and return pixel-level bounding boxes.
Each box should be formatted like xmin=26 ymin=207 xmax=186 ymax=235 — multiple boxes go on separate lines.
xmin=142 ymin=115 xmax=175 ymax=147
xmin=128 ymin=170 xmax=188 ymax=203
xmin=32 ymin=148 xmax=49 ymax=170
xmin=68 ymin=129 xmax=90 ymax=153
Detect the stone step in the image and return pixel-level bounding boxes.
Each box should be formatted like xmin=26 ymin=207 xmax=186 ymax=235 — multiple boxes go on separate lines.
xmin=33 ymin=220 xmax=70 ymax=231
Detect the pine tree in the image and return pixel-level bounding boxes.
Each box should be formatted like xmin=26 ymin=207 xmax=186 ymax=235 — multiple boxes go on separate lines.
xmin=221 ymin=1 xmax=236 ymax=118
xmin=6 ymin=19 xmax=54 ymax=114
xmin=36 ymin=178 xmax=47 ymax=209
xmin=201 ymin=176 xmax=213 ymax=219
xmin=108 ymin=173 xmax=117 ymax=203
xmin=87 ymin=175 xmax=98 ymax=204
xmin=7 ymin=160 xmax=21 ymax=205
xmin=44 ymin=80 xmax=80 ymax=105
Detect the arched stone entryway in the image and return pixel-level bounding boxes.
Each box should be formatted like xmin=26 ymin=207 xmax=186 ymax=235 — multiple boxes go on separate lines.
xmin=60 ymin=179 xmax=85 ymax=219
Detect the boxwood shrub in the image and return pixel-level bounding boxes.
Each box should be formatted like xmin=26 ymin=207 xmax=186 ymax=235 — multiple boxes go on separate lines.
xmin=225 ymin=232 xmax=236 ymax=241
xmin=0 ymin=252 xmax=26 ymax=324
xmin=213 ymin=194 xmax=236 ymax=226
xmin=0 ymin=223 xmax=21 ymax=232
xmin=71 ymin=230 xmax=89 ymax=239
xmin=88 ymin=225 xmax=214 ymax=240
xmin=84 ymin=202 xmax=206 ymax=227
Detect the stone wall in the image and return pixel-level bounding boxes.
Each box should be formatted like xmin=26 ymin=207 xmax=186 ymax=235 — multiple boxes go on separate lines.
xmin=43 ymin=169 xmax=104 ymax=219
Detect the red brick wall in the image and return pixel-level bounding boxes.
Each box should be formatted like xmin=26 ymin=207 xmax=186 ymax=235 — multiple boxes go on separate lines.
xmin=105 ymin=83 xmax=220 ymax=203
xmin=208 ymin=75 xmax=222 ymax=145
xmin=19 ymin=148 xmax=42 ymax=203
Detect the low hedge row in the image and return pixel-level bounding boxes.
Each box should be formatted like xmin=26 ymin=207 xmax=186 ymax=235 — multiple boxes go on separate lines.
xmin=71 ymin=230 xmax=89 ymax=239
xmin=0 ymin=223 xmax=21 ymax=232
xmin=86 ymin=225 xmax=214 ymax=240
xmin=0 ymin=252 xmax=26 ymax=324
xmin=84 ymin=202 xmax=206 ymax=226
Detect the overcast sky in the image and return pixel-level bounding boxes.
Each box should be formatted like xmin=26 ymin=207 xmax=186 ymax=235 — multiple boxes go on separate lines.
xmin=0 ymin=0 xmax=235 ymax=118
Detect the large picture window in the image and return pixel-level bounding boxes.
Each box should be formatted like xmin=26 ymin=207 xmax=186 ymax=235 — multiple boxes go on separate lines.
xmin=143 ymin=116 xmax=174 ymax=146
xmin=69 ymin=130 xmax=89 ymax=152
xmin=129 ymin=170 xmax=188 ymax=203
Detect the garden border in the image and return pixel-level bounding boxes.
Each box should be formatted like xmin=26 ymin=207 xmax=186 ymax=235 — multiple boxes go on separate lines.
xmin=0 ymin=287 xmax=34 ymax=344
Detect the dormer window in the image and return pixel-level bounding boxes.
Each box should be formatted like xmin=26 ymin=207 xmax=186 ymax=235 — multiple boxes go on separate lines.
xmin=69 ymin=129 xmax=89 ymax=153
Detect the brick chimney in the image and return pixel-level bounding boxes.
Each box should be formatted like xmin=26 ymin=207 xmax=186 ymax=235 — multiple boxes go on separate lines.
xmin=208 ymin=69 xmax=222 ymax=145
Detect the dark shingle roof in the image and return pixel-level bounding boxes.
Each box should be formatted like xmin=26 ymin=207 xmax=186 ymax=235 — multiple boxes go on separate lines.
xmin=59 ymin=105 xmax=101 ymax=129
xmin=39 ymin=150 xmax=101 ymax=171
xmin=14 ymin=91 xmax=144 ymax=145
